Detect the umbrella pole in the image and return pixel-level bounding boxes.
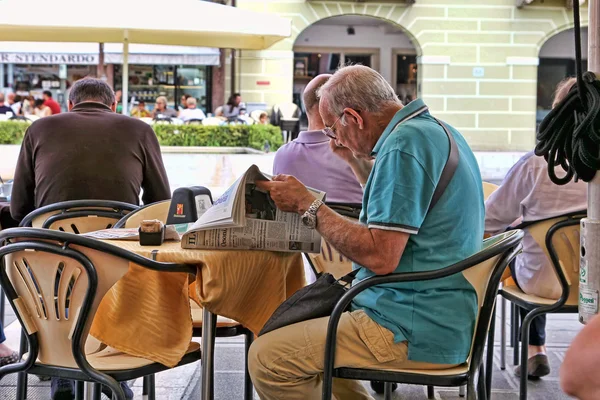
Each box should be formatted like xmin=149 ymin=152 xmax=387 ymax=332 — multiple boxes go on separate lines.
xmin=122 ymin=34 xmax=129 ymax=116
xmin=580 ymin=0 xmax=600 ymax=324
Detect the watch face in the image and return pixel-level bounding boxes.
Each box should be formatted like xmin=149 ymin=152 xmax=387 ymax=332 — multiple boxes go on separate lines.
xmin=302 ymin=213 xmax=316 ymax=228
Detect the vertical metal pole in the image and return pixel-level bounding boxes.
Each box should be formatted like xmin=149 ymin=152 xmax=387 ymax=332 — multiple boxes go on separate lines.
xmin=122 ymin=33 xmax=129 ymax=116
xmin=6 ymin=63 xmax=14 ymax=87
xmin=0 ymin=64 xmax=5 ymax=89
xmin=580 ymin=0 xmax=600 ymax=324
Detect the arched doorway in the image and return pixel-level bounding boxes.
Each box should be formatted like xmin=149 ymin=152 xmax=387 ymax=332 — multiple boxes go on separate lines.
xmin=537 ymin=27 xmax=588 ymax=125
xmin=292 ymin=15 xmax=420 ymax=112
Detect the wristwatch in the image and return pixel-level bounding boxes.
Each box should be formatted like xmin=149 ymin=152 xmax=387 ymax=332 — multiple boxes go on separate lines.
xmin=301 ymin=199 xmax=324 ymax=229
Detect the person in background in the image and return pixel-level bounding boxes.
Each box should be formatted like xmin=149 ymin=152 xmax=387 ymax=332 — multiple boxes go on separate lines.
xmin=130 ymin=100 xmax=151 ymax=118
xmin=222 ymin=93 xmax=243 ymax=119
xmin=561 ymin=314 xmax=600 ymax=399
xmin=178 ymin=97 xmax=206 ymax=122
xmin=484 ymin=77 xmax=586 ymax=379
xmin=0 ymin=93 xmax=13 ymax=114
xmin=43 ymin=91 xmax=61 ymax=115
xmin=7 ymin=93 xmax=22 ymax=116
xmin=152 ymin=96 xmax=178 ymax=119
xmin=11 ymin=78 xmax=170 ymax=400
xmin=258 ymin=112 xmax=269 ymax=125
xmin=115 ymin=90 xmax=123 ymax=114
xmin=179 ymin=94 xmax=191 ymax=112
xmin=273 ymin=74 xmax=363 ymax=205
xmin=33 ymin=99 xmax=52 ymax=118
xmin=22 ymin=96 xmax=34 ymax=116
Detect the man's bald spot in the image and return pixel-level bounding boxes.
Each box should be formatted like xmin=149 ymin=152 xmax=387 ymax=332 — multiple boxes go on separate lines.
xmin=303 ymin=74 xmax=332 ymax=113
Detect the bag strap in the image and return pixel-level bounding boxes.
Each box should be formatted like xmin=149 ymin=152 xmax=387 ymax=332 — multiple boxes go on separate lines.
xmin=337 ymin=112 xmax=459 ymax=283
xmin=429 ymin=117 xmax=459 ymax=211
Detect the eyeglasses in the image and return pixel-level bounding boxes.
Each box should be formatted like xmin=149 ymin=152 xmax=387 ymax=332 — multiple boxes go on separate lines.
xmin=322 ymin=113 xmax=343 ymax=140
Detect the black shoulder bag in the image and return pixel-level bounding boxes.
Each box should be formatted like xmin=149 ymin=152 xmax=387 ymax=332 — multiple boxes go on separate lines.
xmin=259 ymin=115 xmax=459 ymax=336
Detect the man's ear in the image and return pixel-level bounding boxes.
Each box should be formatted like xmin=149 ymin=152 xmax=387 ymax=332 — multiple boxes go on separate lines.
xmin=344 ymin=108 xmax=364 ymax=130
xmin=110 ymin=102 xmax=117 ymax=113
xmin=67 ymin=101 xmax=74 ymax=111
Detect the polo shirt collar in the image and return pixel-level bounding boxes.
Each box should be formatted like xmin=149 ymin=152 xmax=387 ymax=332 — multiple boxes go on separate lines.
xmin=71 ymin=102 xmax=113 ymax=112
xmin=371 ymin=99 xmax=429 ymax=156
xmin=296 ymin=130 xmax=330 ymax=144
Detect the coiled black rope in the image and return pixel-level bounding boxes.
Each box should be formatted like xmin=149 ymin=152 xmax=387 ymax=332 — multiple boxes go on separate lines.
xmin=534 ymin=0 xmax=600 ymax=184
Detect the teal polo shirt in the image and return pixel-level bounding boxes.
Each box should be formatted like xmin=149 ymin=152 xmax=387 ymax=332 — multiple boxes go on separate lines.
xmin=351 ymin=99 xmax=485 ymax=365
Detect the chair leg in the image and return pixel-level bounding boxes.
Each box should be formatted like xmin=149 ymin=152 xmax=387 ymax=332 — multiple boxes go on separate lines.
xmin=16 ymin=330 xmax=28 ymax=400
xmin=384 ymin=382 xmax=394 ymax=400
xmin=477 ymin=364 xmax=487 ymax=400
xmin=510 ymin=302 xmax=516 ymax=348
xmin=519 ymin=312 xmax=534 ymax=400
xmin=143 ymin=376 xmax=149 ymax=396
xmin=459 ymin=385 xmax=466 ymax=397
xmin=426 ymin=385 xmax=434 ymax=399
xmin=92 ymin=382 xmax=102 ymax=400
xmin=513 ymin=305 xmax=520 ymax=366
xmin=485 ymin=305 xmax=496 ymax=400
xmin=500 ymin=297 xmax=506 ymax=370
xmin=75 ymin=381 xmax=85 ymax=400
xmin=467 ymin=379 xmax=476 ymax=400
xmin=244 ymin=330 xmax=254 ymax=400
xmin=148 ymin=374 xmax=156 ymax=400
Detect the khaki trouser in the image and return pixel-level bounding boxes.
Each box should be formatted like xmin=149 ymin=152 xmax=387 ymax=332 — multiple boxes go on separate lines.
xmin=249 ymin=310 xmax=456 ymax=400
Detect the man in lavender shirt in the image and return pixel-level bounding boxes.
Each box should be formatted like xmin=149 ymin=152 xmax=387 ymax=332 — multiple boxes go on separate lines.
xmin=273 ymin=74 xmax=363 ymax=204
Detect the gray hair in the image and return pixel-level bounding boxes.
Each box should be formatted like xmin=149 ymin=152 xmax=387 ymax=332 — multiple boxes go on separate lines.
xmin=317 ymin=65 xmax=400 ymax=123
xmin=68 ymin=78 xmax=115 ymax=107
xmin=186 ymin=97 xmax=197 ymax=107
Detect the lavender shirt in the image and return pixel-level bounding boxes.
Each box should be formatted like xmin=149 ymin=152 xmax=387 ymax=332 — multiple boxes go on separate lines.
xmin=273 ymin=130 xmax=363 ymax=204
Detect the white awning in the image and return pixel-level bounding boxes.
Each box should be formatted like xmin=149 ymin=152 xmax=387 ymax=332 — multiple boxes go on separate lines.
xmin=0 ymin=42 xmax=221 ymax=66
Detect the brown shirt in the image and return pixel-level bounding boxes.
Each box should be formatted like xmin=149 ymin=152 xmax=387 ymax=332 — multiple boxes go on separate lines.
xmin=11 ymin=102 xmax=171 ymax=222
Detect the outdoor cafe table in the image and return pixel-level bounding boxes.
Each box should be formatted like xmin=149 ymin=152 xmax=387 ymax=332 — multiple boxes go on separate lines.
xmin=90 ymin=240 xmax=305 ymax=400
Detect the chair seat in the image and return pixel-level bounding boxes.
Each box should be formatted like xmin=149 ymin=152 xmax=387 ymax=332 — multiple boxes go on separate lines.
xmin=334 ymin=364 xmax=469 ymax=386
xmin=190 ymin=301 xmax=242 ymax=328
xmin=29 ymin=342 xmax=200 ymax=372
xmin=501 ymin=285 xmax=577 ymax=308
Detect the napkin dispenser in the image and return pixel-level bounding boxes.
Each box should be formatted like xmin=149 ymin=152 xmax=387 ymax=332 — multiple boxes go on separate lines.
xmin=166 ymin=186 xmax=213 ymax=225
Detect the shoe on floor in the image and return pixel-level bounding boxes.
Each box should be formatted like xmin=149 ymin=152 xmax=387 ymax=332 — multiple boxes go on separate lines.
xmin=370 ymin=380 xmax=398 ymax=394
xmin=514 ymin=354 xmax=551 ymax=380
xmin=51 ymin=378 xmax=75 ymax=400
xmin=101 ymin=382 xmax=134 ymax=400
xmin=0 ymin=352 xmax=18 ymax=367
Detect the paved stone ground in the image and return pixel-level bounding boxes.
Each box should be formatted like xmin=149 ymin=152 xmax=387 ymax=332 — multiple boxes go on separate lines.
xmin=0 ymin=293 xmax=581 ymax=400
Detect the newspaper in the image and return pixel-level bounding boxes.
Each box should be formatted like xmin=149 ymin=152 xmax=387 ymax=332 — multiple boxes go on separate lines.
xmin=181 ymin=165 xmax=325 ymax=253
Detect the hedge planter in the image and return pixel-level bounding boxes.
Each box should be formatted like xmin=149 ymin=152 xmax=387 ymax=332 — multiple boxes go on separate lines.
xmin=0 ymin=120 xmax=283 ymax=151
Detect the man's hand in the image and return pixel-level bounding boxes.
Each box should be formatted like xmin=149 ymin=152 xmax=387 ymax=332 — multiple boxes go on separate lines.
xmin=329 ymin=139 xmax=356 ymax=164
xmin=255 ymin=175 xmax=316 ymax=215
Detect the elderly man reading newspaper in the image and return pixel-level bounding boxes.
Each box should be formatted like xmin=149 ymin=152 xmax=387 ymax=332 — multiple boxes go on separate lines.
xmin=248 ymin=65 xmax=485 ymax=399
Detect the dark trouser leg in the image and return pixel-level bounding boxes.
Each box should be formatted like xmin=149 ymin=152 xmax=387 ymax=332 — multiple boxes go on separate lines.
xmin=508 ymin=261 xmax=547 ymax=346
xmin=0 ymin=320 xmax=6 ymax=343
xmin=519 ymin=307 xmax=546 ymax=346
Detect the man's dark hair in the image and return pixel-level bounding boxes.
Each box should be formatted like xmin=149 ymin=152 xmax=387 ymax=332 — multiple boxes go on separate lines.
xmin=34 ymin=99 xmax=45 ymax=107
xmin=68 ymin=78 xmax=115 ymax=107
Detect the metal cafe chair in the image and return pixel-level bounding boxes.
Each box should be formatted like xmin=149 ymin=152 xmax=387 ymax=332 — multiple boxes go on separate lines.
xmin=19 ymin=200 xmax=138 ymax=233
xmin=0 ymin=227 xmax=200 ymax=400
xmin=15 ymin=200 xmax=138 ymax=399
xmin=321 ymin=230 xmax=524 ymax=400
xmin=493 ymin=211 xmax=585 ymax=400
xmin=115 ymin=195 xmax=256 ymax=400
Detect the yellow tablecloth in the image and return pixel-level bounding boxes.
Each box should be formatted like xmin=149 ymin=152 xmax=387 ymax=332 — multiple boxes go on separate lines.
xmin=90 ymin=240 xmax=305 ymax=368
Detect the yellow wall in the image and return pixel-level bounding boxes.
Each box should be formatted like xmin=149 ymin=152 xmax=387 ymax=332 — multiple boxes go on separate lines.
xmin=234 ymin=0 xmax=587 ymax=151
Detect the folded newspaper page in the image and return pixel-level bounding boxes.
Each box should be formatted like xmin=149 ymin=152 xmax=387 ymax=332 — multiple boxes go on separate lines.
xmin=181 ymin=165 xmax=325 ymax=253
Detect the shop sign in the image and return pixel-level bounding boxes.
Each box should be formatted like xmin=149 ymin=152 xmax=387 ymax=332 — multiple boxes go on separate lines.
xmin=256 ymin=81 xmax=270 ymax=86
xmin=0 ymin=53 xmax=99 ymax=65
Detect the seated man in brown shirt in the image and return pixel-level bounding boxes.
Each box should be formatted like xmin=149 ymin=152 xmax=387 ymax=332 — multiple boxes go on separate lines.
xmin=10 ymin=77 xmax=171 ymax=400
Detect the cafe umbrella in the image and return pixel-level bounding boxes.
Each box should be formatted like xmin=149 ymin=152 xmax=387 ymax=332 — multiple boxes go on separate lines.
xmin=0 ymin=0 xmax=291 ymax=114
